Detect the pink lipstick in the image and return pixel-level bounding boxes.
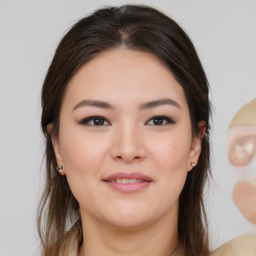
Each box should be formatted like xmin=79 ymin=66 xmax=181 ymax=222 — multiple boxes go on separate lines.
xmin=103 ymin=172 xmax=153 ymax=193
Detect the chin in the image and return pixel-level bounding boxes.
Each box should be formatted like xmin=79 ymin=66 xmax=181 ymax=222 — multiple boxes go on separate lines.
xmin=103 ymin=205 xmax=153 ymax=230
xmin=107 ymin=216 xmax=151 ymax=230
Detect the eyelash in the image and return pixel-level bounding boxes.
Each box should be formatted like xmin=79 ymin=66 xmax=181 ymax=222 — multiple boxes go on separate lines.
xmin=146 ymin=116 xmax=175 ymax=125
xmin=79 ymin=116 xmax=110 ymax=126
xmin=79 ymin=115 xmax=175 ymax=126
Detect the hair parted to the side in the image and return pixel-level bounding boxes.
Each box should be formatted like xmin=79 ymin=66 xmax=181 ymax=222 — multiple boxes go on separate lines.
xmin=39 ymin=4 xmax=211 ymax=256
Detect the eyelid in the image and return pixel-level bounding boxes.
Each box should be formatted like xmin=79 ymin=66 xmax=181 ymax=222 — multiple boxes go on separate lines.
xmin=79 ymin=116 xmax=111 ymax=126
xmin=78 ymin=115 xmax=175 ymax=126
xmin=145 ymin=115 xmax=175 ymax=125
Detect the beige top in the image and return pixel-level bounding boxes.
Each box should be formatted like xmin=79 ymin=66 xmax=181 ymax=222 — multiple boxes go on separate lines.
xmin=212 ymin=234 xmax=256 ymax=256
xmin=59 ymin=227 xmax=256 ymax=256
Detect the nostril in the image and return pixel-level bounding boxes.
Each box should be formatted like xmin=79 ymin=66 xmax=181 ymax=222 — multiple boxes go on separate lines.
xmin=115 ymin=155 xmax=143 ymax=162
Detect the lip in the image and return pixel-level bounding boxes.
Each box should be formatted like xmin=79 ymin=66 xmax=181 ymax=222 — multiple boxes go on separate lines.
xmin=103 ymin=172 xmax=153 ymax=193
xmin=103 ymin=172 xmax=153 ymax=181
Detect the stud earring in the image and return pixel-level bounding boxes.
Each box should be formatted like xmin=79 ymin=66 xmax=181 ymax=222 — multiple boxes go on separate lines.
xmin=191 ymin=163 xmax=196 ymax=167
xmin=57 ymin=165 xmax=63 ymax=173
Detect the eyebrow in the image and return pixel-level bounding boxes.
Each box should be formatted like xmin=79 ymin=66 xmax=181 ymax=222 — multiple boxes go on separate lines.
xmin=139 ymin=98 xmax=181 ymax=110
xmin=72 ymin=98 xmax=181 ymax=111
xmin=73 ymin=100 xmax=114 ymax=111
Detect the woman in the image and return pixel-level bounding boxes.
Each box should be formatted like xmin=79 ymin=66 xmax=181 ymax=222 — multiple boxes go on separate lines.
xmin=38 ymin=4 xmax=255 ymax=256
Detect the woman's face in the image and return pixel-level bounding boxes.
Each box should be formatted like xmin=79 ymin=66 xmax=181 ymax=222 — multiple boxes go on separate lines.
xmin=52 ymin=48 xmax=202 ymax=229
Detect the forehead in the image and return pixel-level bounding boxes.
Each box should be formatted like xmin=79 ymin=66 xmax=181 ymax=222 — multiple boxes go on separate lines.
xmin=62 ymin=48 xmax=188 ymax=109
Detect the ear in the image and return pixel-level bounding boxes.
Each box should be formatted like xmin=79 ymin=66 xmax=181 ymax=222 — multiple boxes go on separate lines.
xmin=46 ymin=123 xmax=66 ymax=175
xmin=187 ymin=120 xmax=206 ymax=171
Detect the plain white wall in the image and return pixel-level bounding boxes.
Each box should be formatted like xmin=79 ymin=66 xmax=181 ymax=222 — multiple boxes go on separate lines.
xmin=0 ymin=0 xmax=255 ymax=255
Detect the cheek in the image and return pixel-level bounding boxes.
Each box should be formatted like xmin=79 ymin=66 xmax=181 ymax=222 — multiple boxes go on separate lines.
xmin=58 ymin=128 xmax=111 ymax=208
xmin=146 ymin=132 xmax=191 ymax=201
xmin=58 ymin=126 xmax=110 ymax=200
xmin=59 ymin=126 xmax=108 ymax=173
xmin=148 ymin=132 xmax=191 ymax=175
xmin=142 ymin=133 xmax=190 ymax=217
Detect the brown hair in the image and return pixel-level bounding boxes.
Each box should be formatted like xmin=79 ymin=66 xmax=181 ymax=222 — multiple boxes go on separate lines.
xmin=39 ymin=4 xmax=211 ymax=256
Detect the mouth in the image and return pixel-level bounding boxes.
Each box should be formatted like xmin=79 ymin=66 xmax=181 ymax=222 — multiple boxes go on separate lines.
xmin=102 ymin=172 xmax=153 ymax=193
xmin=104 ymin=178 xmax=150 ymax=184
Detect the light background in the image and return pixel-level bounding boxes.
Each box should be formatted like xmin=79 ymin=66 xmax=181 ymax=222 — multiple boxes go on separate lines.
xmin=0 ymin=0 xmax=255 ymax=255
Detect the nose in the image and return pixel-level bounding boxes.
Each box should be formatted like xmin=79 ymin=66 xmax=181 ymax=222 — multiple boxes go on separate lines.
xmin=110 ymin=122 xmax=146 ymax=163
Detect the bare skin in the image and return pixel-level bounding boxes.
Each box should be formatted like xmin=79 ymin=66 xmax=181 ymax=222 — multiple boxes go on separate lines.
xmin=51 ymin=48 xmax=203 ymax=256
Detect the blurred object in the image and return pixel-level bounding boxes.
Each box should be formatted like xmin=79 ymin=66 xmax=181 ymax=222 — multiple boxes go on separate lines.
xmin=227 ymin=98 xmax=256 ymax=224
xmin=228 ymin=125 xmax=256 ymax=166
xmin=229 ymin=98 xmax=256 ymax=127
xmin=233 ymin=178 xmax=256 ymax=223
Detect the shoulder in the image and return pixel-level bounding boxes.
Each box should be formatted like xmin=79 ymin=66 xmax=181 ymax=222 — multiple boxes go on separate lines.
xmin=211 ymin=234 xmax=256 ymax=256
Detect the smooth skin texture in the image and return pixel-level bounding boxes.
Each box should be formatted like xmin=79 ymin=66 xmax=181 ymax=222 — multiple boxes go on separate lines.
xmin=51 ymin=48 xmax=204 ymax=256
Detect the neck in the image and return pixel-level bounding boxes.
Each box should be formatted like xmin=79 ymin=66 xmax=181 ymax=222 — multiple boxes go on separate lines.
xmin=79 ymin=210 xmax=179 ymax=256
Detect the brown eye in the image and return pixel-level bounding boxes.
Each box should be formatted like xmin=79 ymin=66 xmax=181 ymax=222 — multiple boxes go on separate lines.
xmin=146 ymin=116 xmax=175 ymax=126
xmin=80 ymin=116 xmax=110 ymax=126
xmin=152 ymin=117 xmax=165 ymax=125
xmin=93 ymin=118 xmax=105 ymax=125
